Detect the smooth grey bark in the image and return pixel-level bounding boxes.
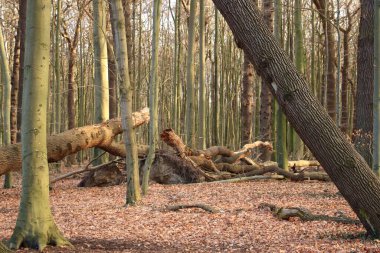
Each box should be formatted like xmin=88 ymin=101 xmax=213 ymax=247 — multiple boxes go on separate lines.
xmin=212 ymin=0 xmax=380 ymax=237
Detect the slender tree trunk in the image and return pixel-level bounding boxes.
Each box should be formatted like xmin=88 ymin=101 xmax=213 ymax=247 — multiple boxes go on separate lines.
xmin=108 ymin=42 xmax=117 ymax=119
xmin=313 ymin=0 xmax=337 ymax=122
xmin=341 ymin=6 xmax=353 ymax=135
xmin=198 ymin=0 xmax=206 ymax=150
xmin=212 ymin=9 xmax=219 ymax=145
xmin=0 ymin=25 xmax=12 ymax=188
xmin=16 ymin=0 xmax=27 ymax=141
xmin=93 ymin=0 xmax=110 ymax=165
xmin=274 ymin=0 xmax=287 ymax=170
xmin=259 ymin=0 xmax=273 ymax=162
xmin=110 ymin=0 xmax=141 ymax=205
xmin=9 ymin=0 xmax=70 ymax=249
xmin=212 ymin=0 xmax=380 ymax=237
xmin=186 ymin=0 xmax=197 ymax=148
xmin=353 ymin=0 xmax=374 ymax=166
xmin=142 ymin=0 xmax=162 ymax=194
xmin=373 ymin=0 xmax=380 ymax=175
xmin=241 ymin=55 xmax=255 ymax=146
xmin=292 ymin=0 xmax=304 ymax=160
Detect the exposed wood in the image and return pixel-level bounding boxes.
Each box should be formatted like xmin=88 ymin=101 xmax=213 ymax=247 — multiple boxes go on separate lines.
xmin=166 ymin=204 xmax=219 ymax=213
xmin=288 ymin=160 xmax=320 ymax=167
xmin=259 ymin=203 xmax=360 ymax=225
xmin=161 ymin=128 xmax=272 ymax=162
xmin=0 ymin=108 xmax=149 ymax=176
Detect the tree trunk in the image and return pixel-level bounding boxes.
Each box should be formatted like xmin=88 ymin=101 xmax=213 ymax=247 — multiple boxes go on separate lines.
xmin=9 ymin=0 xmax=71 ymax=250
xmin=0 ymin=108 xmax=149 ymax=177
xmin=212 ymin=0 xmax=380 ymax=238
xmin=353 ymin=0 xmax=374 ymax=166
xmin=110 ymin=0 xmax=141 ymax=205
xmin=93 ymin=0 xmax=110 ymax=165
xmin=374 ymin=0 xmax=380 ymax=175
xmin=16 ymin=0 xmax=27 ymax=140
xmin=241 ymin=55 xmax=255 ymax=146
xmin=0 ymin=24 xmax=12 ymax=188
xmin=185 ymin=0 xmax=197 ymax=148
xmin=313 ymin=0 xmax=337 ymax=122
xmin=142 ymin=0 xmax=162 ymax=194
xmin=198 ymin=0 xmax=206 ymax=150
xmin=259 ymin=0 xmax=273 ymax=162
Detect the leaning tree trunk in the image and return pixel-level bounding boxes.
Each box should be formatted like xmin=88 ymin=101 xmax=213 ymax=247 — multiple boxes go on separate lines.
xmin=212 ymin=0 xmax=380 ymax=238
xmin=9 ymin=0 xmax=71 ymax=250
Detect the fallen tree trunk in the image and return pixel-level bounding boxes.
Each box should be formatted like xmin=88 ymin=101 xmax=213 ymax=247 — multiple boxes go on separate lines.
xmin=259 ymin=203 xmax=360 ymax=225
xmin=0 ymin=107 xmax=149 ymax=176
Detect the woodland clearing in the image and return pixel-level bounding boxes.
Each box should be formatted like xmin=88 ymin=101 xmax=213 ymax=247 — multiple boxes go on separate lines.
xmin=1 ymin=170 xmax=379 ymax=252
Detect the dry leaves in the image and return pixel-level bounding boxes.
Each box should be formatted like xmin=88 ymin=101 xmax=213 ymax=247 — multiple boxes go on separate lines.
xmin=1 ymin=173 xmax=380 ymax=252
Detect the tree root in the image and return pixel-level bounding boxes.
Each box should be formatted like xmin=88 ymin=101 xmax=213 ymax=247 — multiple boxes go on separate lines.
xmin=0 ymin=242 xmax=12 ymax=253
xmin=258 ymin=203 xmax=360 ymax=225
xmin=166 ymin=203 xmax=220 ymax=213
xmin=9 ymin=222 xmax=72 ymax=251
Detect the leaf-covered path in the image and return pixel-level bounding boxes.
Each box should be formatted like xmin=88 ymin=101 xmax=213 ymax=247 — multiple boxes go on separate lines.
xmin=1 ymin=176 xmax=379 ymax=252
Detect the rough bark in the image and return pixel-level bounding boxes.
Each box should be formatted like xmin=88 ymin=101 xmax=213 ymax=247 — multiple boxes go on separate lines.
xmin=259 ymin=0 xmax=274 ymax=162
xmin=212 ymin=0 xmax=380 ymax=237
xmin=241 ymin=55 xmax=255 ymax=146
xmin=0 ymin=108 xmax=149 ymax=176
xmin=353 ymin=0 xmax=374 ymax=166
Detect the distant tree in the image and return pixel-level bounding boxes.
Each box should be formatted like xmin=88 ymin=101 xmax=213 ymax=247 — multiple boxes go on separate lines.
xmin=142 ymin=0 xmax=162 ymax=194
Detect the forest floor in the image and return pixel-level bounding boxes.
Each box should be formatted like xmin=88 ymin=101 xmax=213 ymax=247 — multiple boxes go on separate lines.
xmin=1 ymin=167 xmax=380 ymax=252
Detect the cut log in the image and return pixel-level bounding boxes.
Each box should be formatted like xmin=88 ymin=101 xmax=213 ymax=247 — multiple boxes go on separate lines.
xmin=288 ymin=160 xmax=320 ymax=167
xmin=0 ymin=107 xmax=149 ymax=176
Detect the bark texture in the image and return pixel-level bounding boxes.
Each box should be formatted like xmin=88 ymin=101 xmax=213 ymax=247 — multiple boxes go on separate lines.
xmin=241 ymin=55 xmax=255 ymax=145
xmin=353 ymin=0 xmax=374 ymax=166
xmin=212 ymin=0 xmax=380 ymax=237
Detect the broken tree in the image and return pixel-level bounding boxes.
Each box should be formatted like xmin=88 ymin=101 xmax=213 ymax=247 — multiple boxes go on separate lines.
xmin=211 ymin=0 xmax=380 ymax=237
xmin=0 ymin=107 xmax=149 ymax=176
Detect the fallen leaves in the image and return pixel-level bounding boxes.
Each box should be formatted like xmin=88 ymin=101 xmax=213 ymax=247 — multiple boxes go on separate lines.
xmin=1 ymin=174 xmax=380 ymax=252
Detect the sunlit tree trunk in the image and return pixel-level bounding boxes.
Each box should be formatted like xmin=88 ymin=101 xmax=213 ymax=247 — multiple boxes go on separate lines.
xmin=186 ymin=0 xmax=197 ymax=148
xmin=292 ymin=0 xmax=304 ymax=159
xmin=93 ymin=0 xmax=110 ymax=165
xmin=110 ymin=0 xmax=141 ymax=205
xmin=198 ymin=0 xmax=206 ymax=149
xmin=9 ymin=0 xmax=70 ymax=249
xmin=142 ymin=0 xmax=162 ymax=194
xmin=0 ymin=25 xmax=12 ymax=188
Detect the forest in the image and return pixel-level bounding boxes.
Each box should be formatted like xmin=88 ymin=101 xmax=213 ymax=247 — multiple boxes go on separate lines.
xmin=1 ymin=0 xmax=380 ymax=252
